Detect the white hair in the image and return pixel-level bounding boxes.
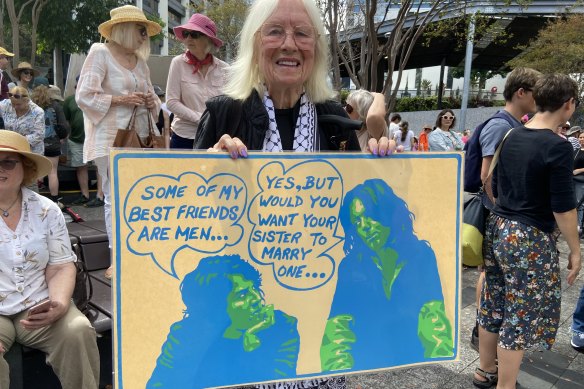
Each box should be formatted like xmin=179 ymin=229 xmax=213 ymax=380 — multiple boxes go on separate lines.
xmin=110 ymin=22 xmax=151 ymax=61
xmin=347 ymin=90 xmax=374 ymax=121
xmin=223 ymin=0 xmax=334 ymax=103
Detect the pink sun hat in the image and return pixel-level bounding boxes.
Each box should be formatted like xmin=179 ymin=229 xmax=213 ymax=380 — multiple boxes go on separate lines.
xmin=174 ymin=14 xmax=223 ymax=48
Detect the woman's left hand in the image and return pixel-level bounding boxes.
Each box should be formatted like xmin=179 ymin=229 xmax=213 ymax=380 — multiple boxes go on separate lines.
xmin=19 ymin=300 xmax=69 ymax=330
xmin=368 ymin=136 xmax=398 ymax=156
xmin=144 ymin=92 xmax=157 ymax=110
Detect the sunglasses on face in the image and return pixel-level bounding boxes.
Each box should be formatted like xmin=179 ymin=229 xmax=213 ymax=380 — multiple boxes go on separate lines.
xmin=442 ymin=115 xmax=455 ymax=120
xmin=21 ymin=70 xmax=33 ymax=76
xmin=183 ymin=30 xmax=204 ymax=39
xmin=138 ymin=26 xmax=148 ymax=37
xmin=8 ymin=93 xmax=27 ymax=99
xmin=345 ymin=103 xmax=354 ymax=115
xmin=0 ymin=159 xmax=21 ymax=171
xmin=423 ymin=127 xmax=432 ymax=131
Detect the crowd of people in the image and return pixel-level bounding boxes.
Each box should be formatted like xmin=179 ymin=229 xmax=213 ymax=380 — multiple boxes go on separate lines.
xmin=0 ymin=0 xmax=582 ymax=388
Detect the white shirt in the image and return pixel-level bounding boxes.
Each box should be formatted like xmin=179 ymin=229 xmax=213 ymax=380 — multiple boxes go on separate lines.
xmin=0 ymin=188 xmax=76 ymax=315
xmin=76 ymin=43 xmax=160 ymax=162
xmin=389 ymin=121 xmax=400 ymax=138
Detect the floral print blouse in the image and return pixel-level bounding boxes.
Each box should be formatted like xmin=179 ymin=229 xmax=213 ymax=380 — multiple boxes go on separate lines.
xmin=0 ymin=99 xmax=45 ymax=155
xmin=0 ymin=188 xmax=76 ymax=315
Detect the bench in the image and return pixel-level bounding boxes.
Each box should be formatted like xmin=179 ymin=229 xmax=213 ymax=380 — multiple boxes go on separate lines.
xmin=6 ymin=221 xmax=112 ymax=389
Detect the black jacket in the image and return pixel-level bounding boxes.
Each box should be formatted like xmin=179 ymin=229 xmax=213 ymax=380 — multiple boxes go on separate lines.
xmin=194 ymin=90 xmax=360 ymax=151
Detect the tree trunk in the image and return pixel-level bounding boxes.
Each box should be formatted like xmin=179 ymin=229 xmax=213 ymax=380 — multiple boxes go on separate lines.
xmin=53 ymin=46 xmax=63 ymax=89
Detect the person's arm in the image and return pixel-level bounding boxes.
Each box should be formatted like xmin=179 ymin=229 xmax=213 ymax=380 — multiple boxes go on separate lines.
xmin=53 ymin=103 xmax=70 ymax=139
xmin=554 ymin=209 xmax=581 ymax=285
xmin=574 ymin=168 xmax=584 ymax=175
xmin=365 ymin=92 xmax=387 ymax=141
xmin=26 ymin=106 xmax=45 ymax=151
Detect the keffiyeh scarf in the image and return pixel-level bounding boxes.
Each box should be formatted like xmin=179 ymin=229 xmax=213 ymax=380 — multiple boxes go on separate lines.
xmin=262 ymin=90 xmax=317 ymax=152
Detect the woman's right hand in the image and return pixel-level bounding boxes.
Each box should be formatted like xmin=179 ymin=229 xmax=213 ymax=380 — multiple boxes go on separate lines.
xmin=209 ymin=134 xmax=248 ymax=159
xmin=111 ymin=93 xmax=146 ymax=107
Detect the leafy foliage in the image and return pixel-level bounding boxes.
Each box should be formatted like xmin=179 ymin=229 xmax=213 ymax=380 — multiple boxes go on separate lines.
xmin=395 ymin=95 xmax=504 ymax=112
xmin=37 ymin=0 xmax=130 ymax=54
xmin=189 ymin=0 xmax=248 ymax=60
xmin=508 ymin=14 xmax=584 ymax=91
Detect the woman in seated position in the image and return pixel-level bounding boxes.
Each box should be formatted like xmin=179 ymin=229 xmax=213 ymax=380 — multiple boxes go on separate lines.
xmin=0 ymin=130 xmax=100 ymax=389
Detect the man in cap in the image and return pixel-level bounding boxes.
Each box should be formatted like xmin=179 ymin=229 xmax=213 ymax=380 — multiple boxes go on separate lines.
xmin=0 ymin=46 xmax=14 ymax=100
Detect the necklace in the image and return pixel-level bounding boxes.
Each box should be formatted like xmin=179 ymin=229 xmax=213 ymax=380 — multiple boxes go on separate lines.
xmin=0 ymin=194 xmax=20 ymax=217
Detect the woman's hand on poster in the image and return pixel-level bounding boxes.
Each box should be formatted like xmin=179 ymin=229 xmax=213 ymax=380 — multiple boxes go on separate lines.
xmin=208 ymin=134 xmax=248 ymax=159
xmin=368 ymin=136 xmax=398 ymax=157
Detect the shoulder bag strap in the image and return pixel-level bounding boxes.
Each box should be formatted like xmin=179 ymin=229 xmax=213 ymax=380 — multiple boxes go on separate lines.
xmin=486 ymin=127 xmax=515 ymax=180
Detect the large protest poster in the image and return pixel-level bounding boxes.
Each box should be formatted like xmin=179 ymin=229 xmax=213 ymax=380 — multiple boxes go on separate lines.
xmin=110 ymin=151 xmax=462 ymax=389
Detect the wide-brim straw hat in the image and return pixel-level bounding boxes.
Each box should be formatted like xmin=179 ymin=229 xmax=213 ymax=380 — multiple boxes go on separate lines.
xmin=0 ymin=47 xmax=14 ymax=57
xmin=11 ymin=61 xmax=40 ymax=78
xmin=0 ymin=130 xmax=52 ymax=179
xmin=99 ymin=5 xmax=162 ymax=40
xmin=174 ymin=14 xmax=223 ymax=47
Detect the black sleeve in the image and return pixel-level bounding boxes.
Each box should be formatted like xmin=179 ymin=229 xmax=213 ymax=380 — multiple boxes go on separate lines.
xmin=53 ymin=102 xmax=70 ymax=139
xmin=549 ymin=140 xmax=576 ymax=212
xmin=316 ymin=101 xmax=361 ymax=151
xmin=194 ymin=97 xmax=244 ymax=150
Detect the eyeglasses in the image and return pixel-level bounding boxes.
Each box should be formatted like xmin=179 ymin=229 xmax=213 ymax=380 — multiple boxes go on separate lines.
xmin=0 ymin=159 xmax=21 ymax=171
xmin=442 ymin=115 xmax=455 ymax=120
xmin=183 ymin=30 xmax=204 ymax=39
xmin=20 ymin=70 xmax=33 ymax=76
xmin=8 ymin=93 xmax=27 ymax=99
xmin=345 ymin=103 xmax=354 ymax=114
xmin=259 ymin=23 xmax=318 ymax=49
xmin=423 ymin=127 xmax=432 ymax=131
xmin=138 ymin=26 xmax=148 ymax=37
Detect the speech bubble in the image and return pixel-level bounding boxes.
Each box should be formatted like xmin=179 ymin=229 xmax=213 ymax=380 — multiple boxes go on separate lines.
xmin=123 ymin=172 xmax=247 ymax=278
xmin=247 ymin=160 xmax=344 ymax=290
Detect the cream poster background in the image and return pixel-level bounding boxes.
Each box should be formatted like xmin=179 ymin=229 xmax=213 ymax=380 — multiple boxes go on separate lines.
xmin=110 ymin=151 xmax=462 ymax=389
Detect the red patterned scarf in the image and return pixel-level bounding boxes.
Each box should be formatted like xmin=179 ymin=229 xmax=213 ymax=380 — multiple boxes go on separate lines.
xmin=185 ymin=51 xmax=213 ymax=74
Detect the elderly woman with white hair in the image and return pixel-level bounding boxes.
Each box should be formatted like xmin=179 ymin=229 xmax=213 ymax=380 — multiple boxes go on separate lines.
xmin=194 ymin=0 xmax=394 ymax=157
xmin=344 ymin=89 xmax=389 ymax=151
xmin=76 ymin=5 xmax=161 ymax=279
xmin=166 ymin=13 xmax=229 ymax=149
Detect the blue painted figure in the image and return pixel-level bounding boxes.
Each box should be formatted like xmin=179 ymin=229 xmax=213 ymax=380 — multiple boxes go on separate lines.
xmin=148 ymin=255 xmax=300 ymax=388
xmin=321 ymin=179 xmax=454 ymax=372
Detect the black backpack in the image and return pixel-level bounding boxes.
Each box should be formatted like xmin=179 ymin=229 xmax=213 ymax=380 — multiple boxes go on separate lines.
xmin=463 ymin=111 xmax=515 ymax=193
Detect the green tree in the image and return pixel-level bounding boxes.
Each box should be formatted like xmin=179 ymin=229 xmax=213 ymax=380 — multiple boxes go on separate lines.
xmin=508 ymin=14 xmax=584 ymax=94
xmin=189 ymin=0 xmax=248 ymax=62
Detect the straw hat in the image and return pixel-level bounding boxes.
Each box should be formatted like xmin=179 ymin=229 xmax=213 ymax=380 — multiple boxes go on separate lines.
xmin=0 ymin=47 xmax=14 ymax=57
xmin=11 ymin=61 xmax=40 ymax=78
xmin=0 ymin=130 xmax=52 ymax=179
xmin=174 ymin=14 xmax=223 ymax=47
xmin=98 ymin=5 xmax=162 ymax=40
xmin=47 ymin=85 xmax=63 ymax=102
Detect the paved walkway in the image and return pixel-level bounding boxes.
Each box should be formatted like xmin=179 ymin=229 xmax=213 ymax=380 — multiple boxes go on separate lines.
xmin=68 ymin=202 xmax=584 ymax=389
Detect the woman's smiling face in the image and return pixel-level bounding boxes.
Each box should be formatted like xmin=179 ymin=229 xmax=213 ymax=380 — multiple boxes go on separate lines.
xmin=257 ymin=0 xmax=316 ymax=95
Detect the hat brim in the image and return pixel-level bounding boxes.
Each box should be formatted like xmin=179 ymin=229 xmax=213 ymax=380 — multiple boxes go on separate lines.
xmin=174 ymin=25 xmax=223 ymax=47
xmin=11 ymin=67 xmax=40 ymax=78
xmin=99 ymin=18 xmax=162 ymax=40
xmin=0 ymin=148 xmax=52 ymax=180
